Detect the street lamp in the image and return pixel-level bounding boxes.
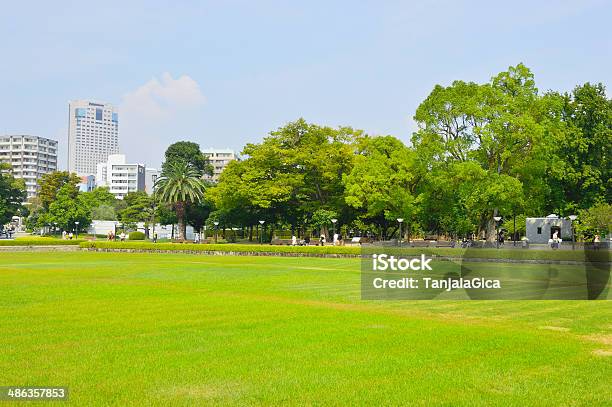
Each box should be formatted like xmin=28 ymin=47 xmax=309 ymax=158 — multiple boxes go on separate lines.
xmin=75 ymin=221 xmax=80 ymax=239
xmin=53 ymin=222 xmax=58 ymax=237
xmin=397 ymin=218 xmax=404 ymax=247
xmin=259 ymin=220 xmax=265 ymax=244
xmin=331 ymin=219 xmax=337 ymax=245
xmin=213 ymin=221 xmax=219 ymax=244
xmin=568 ymin=215 xmax=577 ymax=250
xmin=493 ymin=216 xmax=502 ymax=249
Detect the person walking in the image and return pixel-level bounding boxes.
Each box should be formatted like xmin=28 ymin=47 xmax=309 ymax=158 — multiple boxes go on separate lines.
xmin=120 ymin=232 xmax=126 ymax=242
xmin=594 ymin=234 xmax=601 ymax=250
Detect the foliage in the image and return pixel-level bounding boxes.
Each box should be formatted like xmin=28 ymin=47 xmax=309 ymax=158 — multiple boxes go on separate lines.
xmin=0 ymin=163 xmax=26 ymax=225
xmin=162 ymin=141 xmax=213 ymax=176
xmin=118 ymin=191 xmax=153 ymax=228
xmin=575 ymin=202 xmax=612 ymax=238
xmin=156 ymin=161 xmax=207 ymax=240
xmin=91 ymin=204 xmax=117 ymax=221
xmin=128 ymin=231 xmax=146 ymax=240
xmin=37 ymin=171 xmax=81 ymax=210
xmin=40 ymin=183 xmax=91 ymax=231
xmin=0 ymin=238 xmax=84 ymax=246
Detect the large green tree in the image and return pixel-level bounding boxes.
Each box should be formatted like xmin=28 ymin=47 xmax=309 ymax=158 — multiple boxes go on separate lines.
xmin=412 ymin=64 xmax=548 ymax=240
xmin=547 ymin=83 xmax=611 ymax=213
xmin=155 ymin=161 xmax=207 ymax=240
xmin=37 ymin=171 xmax=81 ymax=210
xmin=343 ymin=135 xmax=420 ymax=239
xmin=42 ymin=183 xmax=91 ymax=232
xmin=162 ymin=141 xmax=213 ymax=176
xmin=208 ymin=119 xmax=359 ymax=238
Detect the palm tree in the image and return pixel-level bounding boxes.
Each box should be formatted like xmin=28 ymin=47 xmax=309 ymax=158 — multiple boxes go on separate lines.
xmin=155 ymin=161 xmax=207 ymax=240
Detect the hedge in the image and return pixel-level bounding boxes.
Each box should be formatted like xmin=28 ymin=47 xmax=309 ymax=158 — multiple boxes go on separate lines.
xmin=80 ymin=241 xmax=362 ymax=255
xmin=0 ymin=238 xmax=86 ymax=246
xmin=128 ymin=231 xmax=146 ymax=240
xmin=78 ymin=241 xmax=609 ymax=262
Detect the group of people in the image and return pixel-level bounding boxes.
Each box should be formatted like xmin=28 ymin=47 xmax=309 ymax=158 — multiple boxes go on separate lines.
xmin=288 ymin=233 xmax=342 ymax=246
xmin=61 ymin=230 xmax=75 ymax=240
xmin=106 ymin=231 xmax=126 ymax=241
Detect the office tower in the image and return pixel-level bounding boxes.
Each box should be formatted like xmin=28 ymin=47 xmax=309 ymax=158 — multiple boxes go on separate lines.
xmin=68 ymin=100 xmax=118 ymax=175
xmin=0 ymin=135 xmax=58 ymax=200
xmin=201 ymin=148 xmax=239 ymax=182
xmin=96 ymin=154 xmax=145 ymax=199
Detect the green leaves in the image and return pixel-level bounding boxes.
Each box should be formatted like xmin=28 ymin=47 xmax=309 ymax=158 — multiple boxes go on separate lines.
xmin=0 ymin=163 xmax=26 ymax=225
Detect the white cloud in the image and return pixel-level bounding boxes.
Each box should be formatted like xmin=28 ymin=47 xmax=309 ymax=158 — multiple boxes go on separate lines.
xmin=120 ymin=73 xmax=205 ymax=120
xmin=118 ymin=73 xmax=206 ymax=169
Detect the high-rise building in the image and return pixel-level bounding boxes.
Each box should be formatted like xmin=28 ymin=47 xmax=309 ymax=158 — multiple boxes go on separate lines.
xmin=68 ymin=100 xmax=118 ymax=176
xmin=96 ymin=154 xmax=145 ymax=199
xmin=201 ymin=148 xmax=239 ymax=182
xmin=0 ymin=135 xmax=58 ymax=200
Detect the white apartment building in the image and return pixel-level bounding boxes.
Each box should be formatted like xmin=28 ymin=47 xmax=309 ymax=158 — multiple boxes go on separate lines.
xmin=201 ymin=148 xmax=239 ymax=182
xmin=0 ymin=135 xmax=58 ymax=200
xmin=96 ymin=154 xmax=145 ymax=199
xmin=144 ymin=168 xmax=160 ymax=194
xmin=68 ymin=100 xmax=119 ymax=176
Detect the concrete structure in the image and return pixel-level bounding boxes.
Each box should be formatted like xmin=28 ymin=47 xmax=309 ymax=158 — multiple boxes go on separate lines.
xmin=526 ymin=214 xmax=574 ymax=244
xmin=145 ymin=168 xmax=160 ymax=194
xmin=0 ymin=135 xmax=58 ymax=199
xmin=88 ymin=220 xmax=194 ymax=240
xmin=68 ymin=100 xmax=119 ymax=175
xmin=96 ymin=154 xmax=145 ymax=199
xmin=202 ymin=148 xmax=238 ymax=182
xmin=78 ymin=175 xmax=96 ymax=192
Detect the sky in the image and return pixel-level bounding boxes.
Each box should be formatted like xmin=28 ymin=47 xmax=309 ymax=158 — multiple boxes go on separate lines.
xmin=1 ymin=0 xmax=610 ymax=170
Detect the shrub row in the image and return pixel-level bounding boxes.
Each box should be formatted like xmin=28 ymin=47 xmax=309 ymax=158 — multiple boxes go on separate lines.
xmin=0 ymin=238 xmax=86 ymax=246
xmin=78 ymin=241 xmax=607 ymax=262
xmin=80 ymin=241 xmax=362 ymax=255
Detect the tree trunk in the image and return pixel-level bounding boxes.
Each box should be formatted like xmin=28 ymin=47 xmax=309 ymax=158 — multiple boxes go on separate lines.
xmin=175 ymin=202 xmax=186 ymax=241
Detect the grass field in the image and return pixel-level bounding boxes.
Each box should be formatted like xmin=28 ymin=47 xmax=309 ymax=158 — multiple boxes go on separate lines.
xmin=1 ymin=252 xmax=610 ymax=406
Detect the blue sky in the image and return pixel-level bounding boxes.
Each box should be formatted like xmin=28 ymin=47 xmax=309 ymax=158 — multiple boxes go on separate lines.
xmin=1 ymin=0 xmax=610 ymax=169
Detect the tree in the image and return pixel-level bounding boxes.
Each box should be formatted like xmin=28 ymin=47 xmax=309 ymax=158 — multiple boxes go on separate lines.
xmin=576 ymin=203 xmax=612 ymax=239
xmin=547 ymin=83 xmax=611 ymax=212
xmin=162 ymin=141 xmax=213 ymax=176
xmin=37 ymin=171 xmax=81 ymax=210
xmin=208 ymin=119 xmax=359 ymax=238
xmin=343 ymin=135 xmax=420 ymax=239
xmin=413 ymin=64 xmax=547 ymax=240
xmin=0 ymin=163 xmax=26 ymax=226
xmin=155 ymin=161 xmax=207 ymax=240
xmin=118 ymin=191 xmax=153 ymax=230
xmin=43 ymin=183 xmax=91 ymax=232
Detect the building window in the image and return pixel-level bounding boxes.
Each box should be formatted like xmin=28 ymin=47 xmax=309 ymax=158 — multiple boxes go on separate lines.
xmin=537 ymin=227 xmax=542 ymax=234
xmin=96 ymin=109 xmax=103 ymax=121
xmin=75 ymin=108 xmax=87 ymax=118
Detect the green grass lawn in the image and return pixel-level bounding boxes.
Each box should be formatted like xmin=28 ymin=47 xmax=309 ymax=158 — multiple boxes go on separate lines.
xmin=0 ymin=252 xmax=610 ymax=406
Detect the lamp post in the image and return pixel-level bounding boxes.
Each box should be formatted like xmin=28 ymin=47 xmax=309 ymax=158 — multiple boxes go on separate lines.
xmin=213 ymin=221 xmax=219 ymax=244
xmin=259 ymin=220 xmax=265 ymax=244
xmin=53 ymin=222 xmax=58 ymax=237
xmin=75 ymin=221 xmax=80 ymax=239
xmin=397 ymin=218 xmax=404 ymax=247
xmin=331 ymin=218 xmax=337 ymax=245
xmin=493 ymin=216 xmax=502 ymax=249
xmin=568 ymin=215 xmax=577 ymax=250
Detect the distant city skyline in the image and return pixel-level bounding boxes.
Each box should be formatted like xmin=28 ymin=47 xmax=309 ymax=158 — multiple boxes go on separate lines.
xmin=1 ymin=1 xmax=610 ymax=170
